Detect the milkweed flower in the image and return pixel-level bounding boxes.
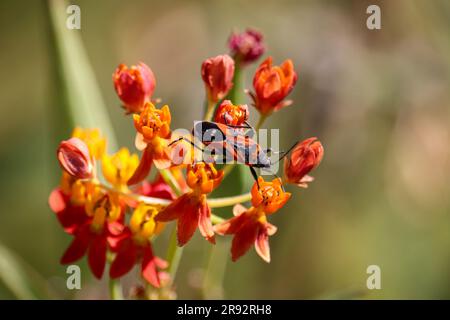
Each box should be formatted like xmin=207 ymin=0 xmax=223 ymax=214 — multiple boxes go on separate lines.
xmin=65 ymin=189 xmax=123 ymax=279
xmin=214 ymin=100 xmax=249 ymax=126
xmin=57 ymin=137 xmax=93 ymax=179
xmin=214 ymin=177 xmax=290 ymax=262
xmin=113 ymin=63 xmax=156 ymax=114
xmin=249 ymin=57 xmax=297 ymax=116
xmin=201 ymin=54 xmax=235 ymax=104
xmin=156 ymin=162 xmax=224 ymax=246
xmin=102 ymin=148 xmax=139 ymax=191
xmin=128 ymin=102 xmax=172 ymax=185
xmin=284 ymin=137 xmax=324 ymax=188
xmin=228 ymin=28 xmax=265 ymax=65
xmin=110 ymin=203 xmax=168 ymax=287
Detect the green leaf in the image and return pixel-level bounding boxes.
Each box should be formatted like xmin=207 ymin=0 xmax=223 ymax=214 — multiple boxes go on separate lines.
xmin=0 ymin=242 xmax=58 ymax=299
xmin=45 ymin=0 xmax=117 ymax=150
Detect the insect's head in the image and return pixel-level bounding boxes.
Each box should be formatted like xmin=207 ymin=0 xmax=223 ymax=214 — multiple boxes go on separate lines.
xmin=192 ymin=121 xmax=225 ymax=142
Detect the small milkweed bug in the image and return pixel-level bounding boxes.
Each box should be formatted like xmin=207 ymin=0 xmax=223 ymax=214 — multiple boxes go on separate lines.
xmin=169 ymin=120 xmax=298 ymax=188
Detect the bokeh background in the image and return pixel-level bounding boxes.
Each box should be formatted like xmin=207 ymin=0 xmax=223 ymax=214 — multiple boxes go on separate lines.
xmin=1 ymin=0 xmax=450 ymax=299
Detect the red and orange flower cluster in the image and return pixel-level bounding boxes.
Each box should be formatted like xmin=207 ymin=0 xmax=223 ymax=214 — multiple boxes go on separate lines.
xmin=48 ymin=29 xmax=323 ymax=295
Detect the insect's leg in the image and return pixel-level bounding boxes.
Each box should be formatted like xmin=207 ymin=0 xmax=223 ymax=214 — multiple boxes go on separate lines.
xmin=249 ymin=166 xmax=260 ymax=189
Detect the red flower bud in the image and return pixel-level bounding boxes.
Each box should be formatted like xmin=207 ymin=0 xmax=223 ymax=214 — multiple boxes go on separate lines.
xmin=228 ymin=29 xmax=265 ymax=65
xmin=284 ymin=138 xmax=323 ymax=187
xmin=201 ymin=54 xmax=234 ymax=103
xmin=57 ymin=137 xmax=93 ymax=179
xmin=250 ymin=57 xmax=297 ymax=115
xmin=113 ymin=62 xmax=156 ymax=113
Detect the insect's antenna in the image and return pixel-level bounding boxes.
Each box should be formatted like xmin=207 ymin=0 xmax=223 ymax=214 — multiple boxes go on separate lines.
xmin=271 ymin=141 xmax=299 ymax=165
xmin=169 ymin=136 xmax=204 ymax=152
xmin=168 ymin=137 xmax=183 ymax=147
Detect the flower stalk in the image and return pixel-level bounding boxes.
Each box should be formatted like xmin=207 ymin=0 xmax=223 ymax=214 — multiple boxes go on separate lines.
xmin=109 ymin=278 xmax=124 ymax=300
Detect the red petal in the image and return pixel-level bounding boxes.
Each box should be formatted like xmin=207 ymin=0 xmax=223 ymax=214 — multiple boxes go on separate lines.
xmin=49 ymin=188 xmax=87 ymax=234
xmin=154 ymin=256 xmax=168 ymax=269
xmin=231 ymin=220 xmax=258 ymax=262
xmin=110 ymin=237 xmax=137 ymax=278
xmin=255 ymin=227 xmax=270 ymax=263
xmin=137 ymin=177 xmax=175 ymax=200
xmin=48 ymin=188 xmax=66 ymax=213
xmin=214 ymin=213 xmax=247 ymax=235
xmin=155 ymin=194 xmax=188 ymax=222
xmin=60 ymin=227 xmax=90 ymax=264
xmin=127 ymin=147 xmax=153 ymax=185
xmin=141 ymin=245 xmax=161 ymax=288
xmin=107 ymin=224 xmax=129 ymax=251
xmin=198 ymin=203 xmax=215 ymax=244
xmin=176 ymin=200 xmax=200 ymax=246
xmin=88 ymin=234 xmax=107 ymax=279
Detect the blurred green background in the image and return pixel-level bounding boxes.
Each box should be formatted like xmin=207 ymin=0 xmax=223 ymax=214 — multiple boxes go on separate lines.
xmin=1 ymin=0 xmax=450 ymax=299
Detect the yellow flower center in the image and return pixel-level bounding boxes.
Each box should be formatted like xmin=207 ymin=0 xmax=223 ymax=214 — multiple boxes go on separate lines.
xmin=102 ymin=148 xmax=139 ymax=191
xmin=130 ymin=204 xmax=164 ymax=245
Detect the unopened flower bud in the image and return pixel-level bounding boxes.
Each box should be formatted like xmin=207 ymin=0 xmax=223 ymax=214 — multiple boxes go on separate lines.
xmin=57 ymin=137 xmax=93 ymax=179
xmin=113 ymin=62 xmax=156 ymax=113
xmin=201 ymin=54 xmax=234 ymax=104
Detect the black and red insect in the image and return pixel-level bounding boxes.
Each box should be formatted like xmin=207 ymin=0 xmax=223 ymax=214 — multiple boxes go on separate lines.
xmin=169 ymin=119 xmax=297 ymax=186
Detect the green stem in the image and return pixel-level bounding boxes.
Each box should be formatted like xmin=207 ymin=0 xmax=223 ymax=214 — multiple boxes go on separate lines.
xmin=211 ymin=214 xmax=225 ymax=225
xmin=98 ymin=181 xmax=251 ymax=209
xmin=204 ymin=100 xmax=217 ymax=121
xmin=158 ymin=168 xmax=183 ymax=288
xmin=201 ymin=238 xmax=229 ymax=299
xmin=159 ymin=169 xmax=182 ymax=196
xmin=256 ymin=114 xmax=267 ymax=131
xmin=208 ymin=192 xmax=251 ymax=208
xmin=109 ymin=278 xmax=124 ymax=300
xmin=165 ymin=226 xmax=183 ymax=283
xmin=229 ymin=59 xmax=243 ymax=104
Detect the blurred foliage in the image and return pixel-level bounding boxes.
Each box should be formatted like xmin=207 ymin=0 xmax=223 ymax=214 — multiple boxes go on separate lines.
xmin=1 ymin=0 xmax=450 ymax=299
